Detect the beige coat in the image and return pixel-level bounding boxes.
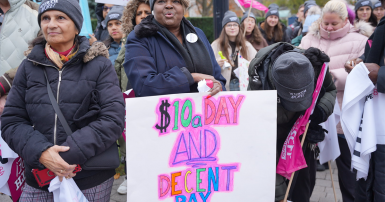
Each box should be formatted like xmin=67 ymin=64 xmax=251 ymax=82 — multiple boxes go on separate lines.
xmin=211 ymin=40 xmax=257 ymax=90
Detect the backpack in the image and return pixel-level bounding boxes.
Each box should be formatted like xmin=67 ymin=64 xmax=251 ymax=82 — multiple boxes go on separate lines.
xmin=248 ymin=42 xmax=305 ymax=91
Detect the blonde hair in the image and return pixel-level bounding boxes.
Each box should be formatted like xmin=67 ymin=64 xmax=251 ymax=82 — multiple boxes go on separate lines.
xmin=322 ymin=0 xmax=348 ymax=20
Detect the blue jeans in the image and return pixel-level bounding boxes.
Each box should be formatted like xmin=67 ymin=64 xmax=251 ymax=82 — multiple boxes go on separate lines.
xmin=229 ymin=79 xmax=240 ymax=91
xmin=355 ymin=145 xmax=385 ymax=202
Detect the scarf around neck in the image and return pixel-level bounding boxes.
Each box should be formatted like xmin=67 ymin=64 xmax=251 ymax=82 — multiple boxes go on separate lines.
xmin=153 ymin=17 xmax=213 ymax=76
xmin=45 ymin=43 xmax=78 ymax=69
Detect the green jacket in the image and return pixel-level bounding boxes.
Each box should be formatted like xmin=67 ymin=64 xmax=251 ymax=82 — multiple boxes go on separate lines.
xmin=114 ymin=38 xmax=129 ymax=92
xmin=291 ymin=34 xmax=303 ymax=46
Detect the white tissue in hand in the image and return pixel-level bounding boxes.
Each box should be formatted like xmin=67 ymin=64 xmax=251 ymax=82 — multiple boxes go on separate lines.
xmin=223 ymin=61 xmax=231 ymax=69
xmin=197 ymin=79 xmax=212 ymax=92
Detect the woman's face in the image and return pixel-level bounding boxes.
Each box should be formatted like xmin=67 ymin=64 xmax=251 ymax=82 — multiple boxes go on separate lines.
xmin=321 ymin=12 xmax=347 ymax=32
xmin=374 ymin=7 xmax=385 ymax=21
xmin=266 ymin=15 xmax=279 ymax=27
xmin=244 ymin=17 xmax=255 ymax=34
xmin=153 ymin=0 xmax=184 ymax=29
xmin=225 ymin=22 xmax=240 ymax=38
xmin=135 ymin=3 xmax=151 ymax=25
xmin=41 ymin=10 xmax=78 ymax=47
xmin=357 ymin=6 xmax=372 ymax=22
xmin=107 ymin=19 xmax=123 ymax=42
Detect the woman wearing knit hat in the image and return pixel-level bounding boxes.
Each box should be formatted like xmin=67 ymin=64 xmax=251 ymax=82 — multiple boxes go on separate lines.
xmin=211 ymin=11 xmax=257 ymax=91
xmin=103 ymin=5 xmax=124 ymax=67
xmin=373 ymin=1 xmax=385 ymax=24
xmin=124 ymin=0 xmax=226 ymax=97
xmin=355 ymin=0 xmax=378 ymax=27
xmin=1 ymin=0 xmax=125 ymax=201
xmin=240 ymin=11 xmax=268 ymax=51
xmin=258 ymin=5 xmax=289 ymax=45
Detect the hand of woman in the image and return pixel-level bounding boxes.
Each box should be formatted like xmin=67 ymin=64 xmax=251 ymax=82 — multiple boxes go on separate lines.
xmin=217 ymin=59 xmax=227 ymax=67
xmin=39 ymin=145 xmax=77 ymax=181
xmin=365 ymin=63 xmax=381 ymax=84
xmin=191 ymin=73 xmax=223 ymax=96
xmin=88 ymin=34 xmax=97 ymax=45
xmin=345 ymin=58 xmax=363 ymax=73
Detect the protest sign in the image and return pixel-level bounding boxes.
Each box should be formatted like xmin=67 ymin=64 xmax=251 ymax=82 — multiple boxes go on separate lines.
xmin=126 ymin=91 xmax=277 ymax=202
xmin=95 ymin=0 xmax=131 ymax=6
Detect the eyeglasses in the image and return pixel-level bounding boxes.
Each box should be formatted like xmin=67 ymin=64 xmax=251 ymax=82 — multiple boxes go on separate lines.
xmin=103 ymin=6 xmax=113 ymax=11
xmin=226 ymin=24 xmax=239 ymax=28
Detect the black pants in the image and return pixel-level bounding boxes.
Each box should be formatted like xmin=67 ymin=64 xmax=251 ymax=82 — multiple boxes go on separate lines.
xmin=355 ymin=145 xmax=385 ymax=202
xmin=336 ymin=137 xmax=356 ymax=202
xmin=290 ymin=143 xmax=317 ymax=202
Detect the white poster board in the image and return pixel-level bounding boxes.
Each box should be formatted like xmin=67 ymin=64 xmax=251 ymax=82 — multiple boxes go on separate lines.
xmin=126 ymin=91 xmax=277 ymax=202
xmin=95 ymin=0 xmax=131 ymax=6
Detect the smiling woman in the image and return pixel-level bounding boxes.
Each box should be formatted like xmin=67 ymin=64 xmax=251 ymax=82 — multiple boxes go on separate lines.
xmin=1 ymin=0 xmax=125 ymax=201
xmin=123 ymin=0 xmax=226 ymax=97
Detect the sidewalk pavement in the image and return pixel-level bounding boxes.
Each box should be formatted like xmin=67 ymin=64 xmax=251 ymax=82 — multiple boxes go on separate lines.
xmin=0 ymin=161 xmax=344 ymax=202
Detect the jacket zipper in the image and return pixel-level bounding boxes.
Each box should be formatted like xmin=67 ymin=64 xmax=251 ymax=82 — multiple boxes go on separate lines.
xmin=27 ymin=58 xmax=66 ymax=145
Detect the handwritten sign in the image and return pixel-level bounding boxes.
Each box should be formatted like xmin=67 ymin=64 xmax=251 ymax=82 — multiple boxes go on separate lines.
xmin=126 ymin=91 xmax=277 ymax=201
xmin=95 ymin=0 xmax=131 ymax=6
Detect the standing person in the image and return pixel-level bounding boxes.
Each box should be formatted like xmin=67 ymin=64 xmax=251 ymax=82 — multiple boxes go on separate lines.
xmin=373 ymin=1 xmax=385 ymax=24
xmin=300 ymin=1 xmax=373 ymax=201
xmin=286 ymin=4 xmax=305 ymax=41
xmin=103 ymin=5 xmax=124 ymax=66
xmin=355 ymin=0 xmax=377 ymax=27
xmin=113 ymin=0 xmax=151 ymax=195
xmin=89 ymin=3 xmax=115 ymax=45
xmin=124 ymin=0 xmax=226 ymax=97
xmin=1 ymin=0 xmax=125 ymax=201
xmin=211 ymin=11 xmax=257 ymax=91
xmin=258 ymin=4 xmax=289 ymax=45
xmin=240 ymin=11 xmax=268 ymax=51
xmin=291 ymin=5 xmax=321 ymax=46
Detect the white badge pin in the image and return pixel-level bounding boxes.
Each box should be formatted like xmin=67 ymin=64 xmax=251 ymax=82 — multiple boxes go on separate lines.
xmin=186 ymin=33 xmax=198 ymax=43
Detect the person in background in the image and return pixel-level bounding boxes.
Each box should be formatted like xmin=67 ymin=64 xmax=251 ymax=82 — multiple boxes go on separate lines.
xmin=291 ymin=5 xmax=321 ymax=46
xmin=103 ymin=5 xmax=124 ymax=66
xmin=113 ymin=0 xmax=151 ymax=195
xmin=1 ymin=0 xmax=125 ymax=201
xmin=89 ymin=3 xmax=115 ymax=45
xmin=124 ymin=0 xmax=226 ymax=97
xmin=286 ymin=4 xmax=304 ymax=41
xmin=240 ymin=11 xmax=267 ymax=51
xmin=300 ymin=1 xmax=373 ymax=201
xmin=211 ymin=11 xmax=257 ymax=91
xmin=373 ymin=1 xmax=385 ymax=24
xmin=258 ymin=4 xmax=289 ymax=45
xmin=115 ymin=0 xmax=151 ymax=92
xmin=355 ymin=0 xmax=377 ymax=27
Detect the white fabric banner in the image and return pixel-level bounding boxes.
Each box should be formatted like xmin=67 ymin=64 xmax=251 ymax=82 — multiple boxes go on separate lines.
xmin=126 ymin=91 xmax=277 ymax=202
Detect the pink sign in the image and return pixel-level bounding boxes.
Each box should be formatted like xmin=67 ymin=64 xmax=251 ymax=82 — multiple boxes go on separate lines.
xmin=8 ymin=157 xmax=25 ymax=201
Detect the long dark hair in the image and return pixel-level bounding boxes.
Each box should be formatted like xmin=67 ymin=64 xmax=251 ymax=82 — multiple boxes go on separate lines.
xmin=355 ymin=9 xmax=378 ymax=27
xmin=261 ymin=21 xmax=283 ymax=42
xmin=240 ymin=22 xmax=264 ymax=45
xmin=217 ymin=27 xmax=248 ymax=67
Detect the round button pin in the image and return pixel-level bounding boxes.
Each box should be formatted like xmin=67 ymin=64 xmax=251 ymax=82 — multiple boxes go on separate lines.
xmin=186 ymin=33 xmax=198 ymax=43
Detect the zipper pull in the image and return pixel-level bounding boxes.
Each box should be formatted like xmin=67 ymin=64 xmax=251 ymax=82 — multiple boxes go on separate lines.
xmin=59 ymin=71 xmax=62 ymax=82
xmin=328 ymin=31 xmax=330 ymax=39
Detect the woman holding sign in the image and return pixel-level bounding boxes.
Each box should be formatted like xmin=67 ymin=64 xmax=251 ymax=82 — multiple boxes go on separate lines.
xmin=1 ymin=0 xmax=125 ymax=201
xmin=211 ymin=11 xmax=257 ymax=91
xmin=124 ymin=0 xmax=226 ymax=97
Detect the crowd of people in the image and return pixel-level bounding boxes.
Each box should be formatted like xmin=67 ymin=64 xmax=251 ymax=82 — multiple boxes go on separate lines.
xmin=0 ymin=0 xmax=384 ymax=201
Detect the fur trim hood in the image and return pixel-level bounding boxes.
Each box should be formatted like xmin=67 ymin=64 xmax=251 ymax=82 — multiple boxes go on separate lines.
xmin=306 ymin=5 xmax=322 ymax=16
xmin=121 ymin=0 xmax=150 ymax=36
xmin=308 ymin=19 xmax=374 ymax=38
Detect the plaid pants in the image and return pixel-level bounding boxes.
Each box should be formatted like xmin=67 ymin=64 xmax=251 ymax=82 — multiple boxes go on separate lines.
xmin=19 ymin=177 xmax=114 ymax=202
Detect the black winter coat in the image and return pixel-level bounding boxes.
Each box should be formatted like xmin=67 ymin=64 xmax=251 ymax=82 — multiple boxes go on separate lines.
xmin=94 ymin=3 xmax=110 ymax=41
xmin=1 ymin=36 xmax=125 ymax=190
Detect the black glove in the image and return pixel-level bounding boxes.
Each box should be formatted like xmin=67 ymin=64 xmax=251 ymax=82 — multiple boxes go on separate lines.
xmin=306 ymin=124 xmax=326 ymax=144
xmin=309 ymin=105 xmax=326 ymax=126
xmin=0 ymin=155 xmax=8 ymax=164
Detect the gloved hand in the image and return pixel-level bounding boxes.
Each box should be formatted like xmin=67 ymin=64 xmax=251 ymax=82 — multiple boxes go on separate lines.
xmin=309 ymin=105 xmax=326 ymax=126
xmin=306 ymin=124 xmax=326 ymax=144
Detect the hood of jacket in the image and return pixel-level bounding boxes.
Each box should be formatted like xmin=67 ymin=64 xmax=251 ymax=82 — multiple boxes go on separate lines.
xmin=8 ymin=0 xmax=26 ymax=12
xmin=121 ymin=0 xmax=149 ymax=36
xmin=26 ymin=36 xmax=109 ymax=65
xmin=308 ymin=18 xmax=374 ymax=39
xmin=96 ymin=3 xmax=105 ymax=24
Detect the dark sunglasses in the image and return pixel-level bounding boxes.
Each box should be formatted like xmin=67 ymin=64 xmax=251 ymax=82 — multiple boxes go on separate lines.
xmin=103 ymin=6 xmax=113 ymax=11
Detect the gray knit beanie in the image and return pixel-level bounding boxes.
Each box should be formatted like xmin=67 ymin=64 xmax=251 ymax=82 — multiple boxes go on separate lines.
xmin=304 ymin=0 xmax=317 ymax=15
xmin=355 ymin=0 xmax=372 ymax=12
xmin=272 ymin=52 xmax=315 ymax=112
xmin=265 ymin=8 xmax=279 ymax=19
xmin=104 ymin=6 xmax=124 ymax=24
xmin=241 ymin=11 xmax=256 ymax=23
xmin=222 ymin=11 xmax=240 ymax=28
xmin=373 ymin=1 xmax=382 ymax=9
xmin=38 ymin=0 xmax=83 ymax=32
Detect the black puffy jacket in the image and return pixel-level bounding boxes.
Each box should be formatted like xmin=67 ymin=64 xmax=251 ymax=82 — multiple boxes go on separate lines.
xmin=1 ymin=36 xmax=125 ymax=190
